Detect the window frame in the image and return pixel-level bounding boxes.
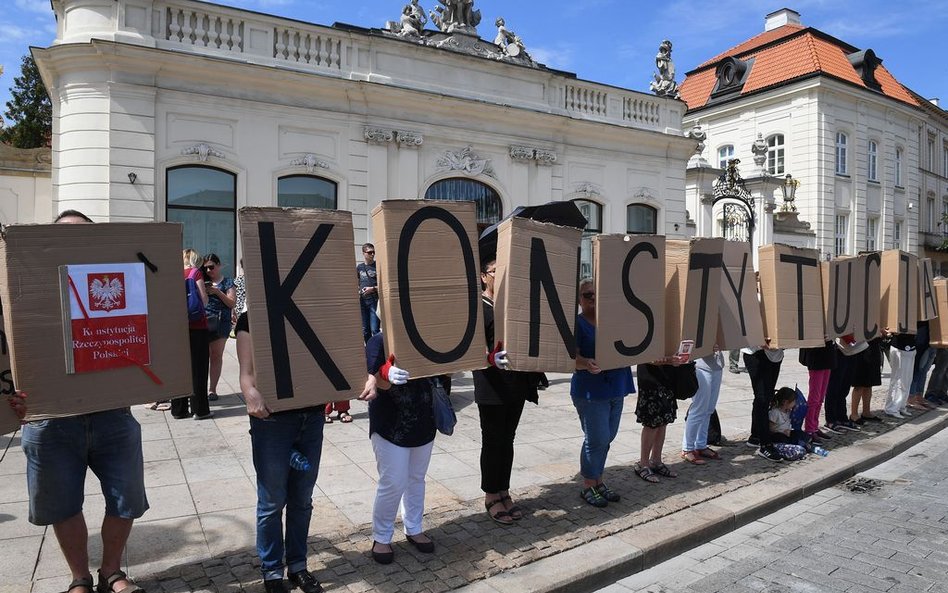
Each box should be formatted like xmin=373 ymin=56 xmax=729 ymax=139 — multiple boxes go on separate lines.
xmin=424 ymin=177 xmax=504 ymax=230
xmin=276 ymin=174 xmax=338 ymax=209
xmin=766 ymin=134 xmax=785 ymax=175
xmin=867 ymin=140 xmax=878 ymax=181
xmin=717 ymin=145 xmax=735 ymax=169
xmin=572 ymin=198 xmax=604 ymax=280
xmin=929 ymin=196 xmax=937 ymax=233
xmin=835 ymin=132 xmax=848 ymax=175
xmin=834 ymin=213 xmax=848 ymax=256
xmin=895 ymin=147 xmax=904 ymax=187
xmin=165 ymin=164 xmax=237 ymax=269
xmin=866 ymin=216 xmax=878 ymax=251
xmin=626 ymin=203 xmax=659 ymax=235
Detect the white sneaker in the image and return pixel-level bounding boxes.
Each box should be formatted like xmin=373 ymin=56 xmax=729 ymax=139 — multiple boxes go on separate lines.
xmin=885 ymin=411 xmax=904 ymax=419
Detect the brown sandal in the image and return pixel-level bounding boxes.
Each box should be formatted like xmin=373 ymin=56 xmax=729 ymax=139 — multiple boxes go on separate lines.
xmin=697 ymin=448 xmax=721 ymax=460
xmin=96 ymin=569 xmax=144 ymax=593
xmin=67 ymin=576 xmax=94 ymax=593
xmin=680 ymin=450 xmax=706 ymax=465
xmin=486 ymin=499 xmax=514 ymax=525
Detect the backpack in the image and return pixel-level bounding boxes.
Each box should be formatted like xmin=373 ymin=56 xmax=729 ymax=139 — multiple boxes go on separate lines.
xmin=790 ymin=385 xmax=807 ymax=431
xmin=185 ymin=273 xmax=205 ymax=322
xmin=773 ymin=442 xmax=807 ymax=461
xmin=706 ymin=410 xmax=723 ymax=446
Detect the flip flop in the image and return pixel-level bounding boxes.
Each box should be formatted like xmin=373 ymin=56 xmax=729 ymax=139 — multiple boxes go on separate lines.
xmin=680 ymin=450 xmax=706 ymax=465
xmin=697 ymin=448 xmax=721 ymax=460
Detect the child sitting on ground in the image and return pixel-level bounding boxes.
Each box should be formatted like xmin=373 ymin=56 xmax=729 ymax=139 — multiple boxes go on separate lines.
xmin=768 ymin=387 xmax=809 ymax=461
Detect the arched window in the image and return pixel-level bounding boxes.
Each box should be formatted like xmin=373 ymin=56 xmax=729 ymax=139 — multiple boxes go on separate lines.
xmin=627 ymin=204 xmax=658 ymax=234
xmin=766 ymin=134 xmax=785 ymax=175
xmin=424 ymin=178 xmax=503 ymax=232
xmin=572 ymin=199 xmax=603 ymax=279
xmin=717 ymin=145 xmax=734 ymax=169
xmin=167 ymin=165 xmax=236 ymax=270
xmin=277 ymin=175 xmax=337 ymax=209
xmin=835 ymin=132 xmax=848 ymax=175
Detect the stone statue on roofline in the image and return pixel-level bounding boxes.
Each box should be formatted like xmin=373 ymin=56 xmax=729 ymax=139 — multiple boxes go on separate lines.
xmin=396 ymin=0 xmax=427 ymax=37
xmin=650 ymin=39 xmax=680 ymax=99
xmin=430 ymin=0 xmax=481 ymax=35
xmin=493 ymin=17 xmax=526 ymax=58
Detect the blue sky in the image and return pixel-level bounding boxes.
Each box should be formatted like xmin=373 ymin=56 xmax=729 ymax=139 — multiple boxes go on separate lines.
xmin=2 ymin=0 xmax=948 ymax=118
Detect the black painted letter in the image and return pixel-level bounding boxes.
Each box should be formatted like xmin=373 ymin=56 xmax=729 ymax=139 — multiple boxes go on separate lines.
xmin=779 ymin=253 xmax=818 ymax=340
xmin=722 ymin=252 xmax=750 ymax=336
xmin=614 ymin=242 xmax=657 ymax=356
xmin=863 ymin=253 xmax=881 ymax=340
xmin=831 ymin=261 xmax=853 ymax=335
xmin=529 ymin=238 xmax=577 ymax=358
xmin=689 ymin=252 xmax=724 ymax=348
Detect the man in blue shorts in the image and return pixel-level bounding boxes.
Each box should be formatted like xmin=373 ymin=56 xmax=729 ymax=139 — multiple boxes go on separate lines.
xmin=20 ymin=210 xmax=148 ymax=593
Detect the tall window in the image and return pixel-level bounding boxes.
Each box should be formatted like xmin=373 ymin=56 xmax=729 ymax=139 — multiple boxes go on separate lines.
xmin=943 ymin=200 xmax=948 ymax=238
xmin=573 ymin=199 xmax=602 ymax=279
xmin=866 ymin=217 xmax=878 ymax=251
xmin=929 ymin=196 xmax=937 ymax=233
xmin=867 ymin=140 xmax=878 ymax=181
xmin=166 ymin=165 xmax=237 ymax=268
xmin=424 ymin=178 xmax=502 ymax=232
xmin=835 ymin=132 xmax=848 ymax=175
xmin=894 ymin=220 xmax=903 ymax=250
xmin=835 ymin=214 xmax=848 ymax=256
xmin=929 ymin=137 xmax=936 ymax=171
xmin=627 ymin=204 xmax=658 ymax=234
xmin=895 ymin=147 xmax=903 ymax=186
xmin=717 ymin=145 xmax=734 ymax=169
xmin=943 ymin=143 xmax=948 ymax=176
xmin=766 ymin=134 xmax=785 ymax=175
xmin=277 ymin=175 xmax=337 ymax=209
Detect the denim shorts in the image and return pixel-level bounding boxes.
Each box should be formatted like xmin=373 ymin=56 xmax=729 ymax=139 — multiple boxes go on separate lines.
xmin=21 ymin=408 xmax=149 ymax=525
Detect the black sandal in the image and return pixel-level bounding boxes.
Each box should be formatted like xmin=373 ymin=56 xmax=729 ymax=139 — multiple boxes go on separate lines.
xmin=634 ymin=462 xmax=659 ymax=483
xmin=67 ymin=576 xmax=94 ymax=593
xmin=486 ymin=499 xmax=514 ymax=525
xmin=651 ymin=462 xmax=678 ymax=478
xmin=96 ymin=569 xmax=144 ymax=593
xmin=337 ymin=411 xmax=353 ymax=423
xmin=500 ymin=495 xmax=524 ymax=520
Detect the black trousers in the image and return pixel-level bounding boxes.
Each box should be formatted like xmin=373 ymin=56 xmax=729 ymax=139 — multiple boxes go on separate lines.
xmin=744 ymin=351 xmax=782 ymax=444
xmin=824 ymin=353 xmax=854 ymax=424
xmin=172 ymin=328 xmax=210 ymax=418
xmin=478 ymin=399 xmax=525 ymax=494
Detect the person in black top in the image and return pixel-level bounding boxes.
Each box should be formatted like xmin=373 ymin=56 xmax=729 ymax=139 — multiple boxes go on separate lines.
xmin=235 ymin=312 xmax=325 ymax=593
xmin=473 ymin=259 xmax=538 ymax=525
xmin=361 ymin=333 xmax=444 ymax=565
xmin=356 ymin=243 xmax=380 ymax=342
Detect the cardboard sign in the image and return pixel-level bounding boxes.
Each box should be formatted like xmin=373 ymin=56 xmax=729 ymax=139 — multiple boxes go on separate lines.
xmin=930 ymin=280 xmax=948 ymax=346
xmin=239 ymin=208 xmax=366 ymax=411
xmin=0 ymin=223 xmax=191 ymax=420
xmin=857 ymin=252 xmax=882 ymax=341
xmin=495 ymin=216 xmax=581 ymax=373
xmin=821 ymin=257 xmax=860 ymax=339
xmin=717 ymin=241 xmax=766 ymax=350
xmin=371 ymin=200 xmax=486 ymax=378
xmin=880 ymin=250 xmax=918 ymax=334
xmin=758 ymin=243 xmax=825 ymax=348
xmin=919 ymin=258 xmax=939 ymax=322
xmin=0 ymin=296 xmax=18 ymax=435
xmin=665 ymin=238 xmax=724 ymax=358
xmin=593 ymin=234 xmax=665 ymax=370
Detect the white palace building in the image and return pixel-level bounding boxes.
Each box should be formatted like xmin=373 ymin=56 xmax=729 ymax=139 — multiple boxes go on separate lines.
xmin=32 ymin=0 xmax=695 ymax=273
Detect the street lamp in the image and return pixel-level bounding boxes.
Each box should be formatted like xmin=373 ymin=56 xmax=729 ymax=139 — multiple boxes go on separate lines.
xmin=780 ymin=174 xmax=799 ymax=212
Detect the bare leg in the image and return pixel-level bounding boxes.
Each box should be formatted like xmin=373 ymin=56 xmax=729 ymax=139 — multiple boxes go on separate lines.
xmin=99 ymin=516 xmax=134 ymax=590
xmin=649 ymin=424 xmax=668 ymax=465
xmin=850 ymin=387 xmax=862 ymax=420
xmin=208 ymin=339 xmax=226 ymax=394
xmin=639 ymin=427 xmax=658 ymax=467
xmin=860 ymin=387 xmax=873 ymax=416
xmin=52 ymin=512 xmax=91 ymax=585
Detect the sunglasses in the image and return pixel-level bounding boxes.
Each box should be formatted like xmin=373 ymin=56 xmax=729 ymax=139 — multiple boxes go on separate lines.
xmin=364 ymin=251 xmax=375 ymax=255
xmin=582 ymin=292 xmax=595 ymax=299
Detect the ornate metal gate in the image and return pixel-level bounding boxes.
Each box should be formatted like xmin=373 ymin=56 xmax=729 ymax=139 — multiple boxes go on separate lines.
xmin=712 ymin=159 xmax=755 ymax=243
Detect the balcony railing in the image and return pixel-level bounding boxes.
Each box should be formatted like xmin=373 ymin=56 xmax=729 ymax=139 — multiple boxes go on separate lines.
xmin=55 ymin=0 xmax=681 ymax=134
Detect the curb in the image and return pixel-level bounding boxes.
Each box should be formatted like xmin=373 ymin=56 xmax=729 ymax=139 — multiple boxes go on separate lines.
xmin=453 ymin=409 xmax=948 ymax=593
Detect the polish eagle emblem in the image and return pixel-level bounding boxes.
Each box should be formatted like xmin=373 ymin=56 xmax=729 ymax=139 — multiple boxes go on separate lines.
xmin=88 ymin=273 xmax=126 ymax=311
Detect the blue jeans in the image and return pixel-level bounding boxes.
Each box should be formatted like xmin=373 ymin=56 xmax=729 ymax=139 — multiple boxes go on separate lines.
xmin=911 ymin=346 xmax=935 ymax=395
xmin=683 ymin=359 xmax=723 ymax=452
xmin=250 ymin=411 xmax=325 ymax=581
xmin=21 ymin=408 xmax=148 ymax=525
xmin=360 ymin=297 xmax=380 ymax=342
xmin=571 ymin=394 xmax=623 ymax=480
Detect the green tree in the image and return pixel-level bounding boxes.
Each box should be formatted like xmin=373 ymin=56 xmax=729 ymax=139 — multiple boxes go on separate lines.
xmin=0 ymin=55 xmax=52 ymax=149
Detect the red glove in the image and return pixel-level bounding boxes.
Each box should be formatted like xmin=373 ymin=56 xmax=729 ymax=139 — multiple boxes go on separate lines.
xmin=488 ymin=341 xmax=509 ymax=368
xmin=379 ymin=354 xmax=395 ymax=380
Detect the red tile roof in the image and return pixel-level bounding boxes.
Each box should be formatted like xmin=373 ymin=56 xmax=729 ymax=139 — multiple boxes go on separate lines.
xmin=681 ymin=26 xmax=920 ymax=111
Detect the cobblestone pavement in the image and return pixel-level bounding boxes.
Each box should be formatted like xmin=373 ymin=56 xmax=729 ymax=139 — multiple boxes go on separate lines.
xmin=1 ymin=343 xmax=944 ymax=593
xmin=593 ymin=415 xmax=948 ymax=593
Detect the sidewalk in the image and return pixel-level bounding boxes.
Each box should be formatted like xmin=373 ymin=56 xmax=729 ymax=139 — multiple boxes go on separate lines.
xmin=1 ymin=344 xmax=945 ymax=593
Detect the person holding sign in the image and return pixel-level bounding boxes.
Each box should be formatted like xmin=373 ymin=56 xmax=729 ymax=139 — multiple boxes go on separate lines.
xmin=571 ymin=278 xmax=635 ymax=507
xmin=681 ymin=350 xmax=724 ymax=464
xmin=884 ymin=329 xmax=917 ymax=418
xmin=174 ymin=248 xmax=211 ymax=420
xmin=203 ymin=253 xmax=237 ymax=402
xmin=742 ymin=342 xmax=785 ymax=462
xmin=474 ymin=259 xmax=538 ymax=525
xmin=20 ymin=210 xmax=149 ymax=593
xmin=362 ymin=331 xmax=444 ymax=564
xmin=234 ymin=312 xmax=326 ymax=593
xmin=851 ymin=337 xmax=884 ymax=422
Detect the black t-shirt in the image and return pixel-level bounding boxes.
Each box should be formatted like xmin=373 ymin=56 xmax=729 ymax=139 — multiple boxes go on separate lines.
xmin=357 ymin=262 xmax=378 ymax=303
xmin=366 ymin=333 xmax=436 ymax=447
xmin=472 ymin=296 xmax=538 ymax=406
